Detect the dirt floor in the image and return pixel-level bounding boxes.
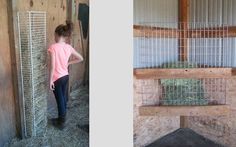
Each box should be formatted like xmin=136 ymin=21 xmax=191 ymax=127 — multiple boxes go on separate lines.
xmin=4 ymin=86 xmax=89 ymax=147
xmin=146 ymin=128 xmax=224 ymax=147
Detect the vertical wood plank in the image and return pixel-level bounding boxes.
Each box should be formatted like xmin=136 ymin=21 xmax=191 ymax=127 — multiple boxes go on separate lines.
xmin=0 ymin=0 xmax=17 ymax=145
xmin=179 ymin=0 xmax=190 ymax=128
xmin=178 ymin=0 xmax=189 ymax=61
xmin=6 ymin=0 xmax=22 ymax=138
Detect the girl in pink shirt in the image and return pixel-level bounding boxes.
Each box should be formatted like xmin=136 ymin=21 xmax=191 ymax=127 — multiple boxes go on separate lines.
xmin=48 ymin=21 xmax=83 ymax=130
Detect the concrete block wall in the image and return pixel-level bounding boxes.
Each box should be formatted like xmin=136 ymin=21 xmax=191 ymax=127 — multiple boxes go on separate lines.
xmin=134 ymin=78 xmax=180 ymax=147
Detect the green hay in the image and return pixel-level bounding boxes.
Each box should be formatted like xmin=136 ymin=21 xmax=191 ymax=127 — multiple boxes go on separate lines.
xmin=160 ymin=62 xmax=208 ymax=106
xmin=161 ymin=61 xmax=198 ymax=68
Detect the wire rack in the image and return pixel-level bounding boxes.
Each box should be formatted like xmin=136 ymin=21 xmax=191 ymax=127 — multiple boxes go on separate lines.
xmin=18 ymin=11 xmax=47 ymax=137
xmin=134 ymin=22 xmax=231 ymax=69
xmin=134 ymin=22 xmax=230 ymax=106
xmin=138 ymin=78 xmax=227 ymax=106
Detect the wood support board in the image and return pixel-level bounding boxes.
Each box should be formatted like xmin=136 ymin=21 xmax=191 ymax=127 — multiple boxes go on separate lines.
xmin=133 ymin=25 xmax=236 ymax=38
xmin=7 ymin=0 xmax=22 ymax=137
xmin=133 ymin=25 xmax=179 ymax=38
xmin=139 ymin=105 xmax=230 ymax=116
xmin=178 ymin=0 xmax=189 ymax=61
xmin=134 ymin=68 xmax=236 ymax=79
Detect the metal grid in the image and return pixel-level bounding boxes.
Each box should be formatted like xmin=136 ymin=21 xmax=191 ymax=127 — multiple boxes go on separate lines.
xmin=139 ymin=78 xmax=227 ymax=106
xmin=133 ymin=0 xmax=233 ymax=107
xmin=134 ymin=22 xmax=230 ymax=69
xmin=18 ymin=11 xmax=47 ymax=137
xmin=134 ymin=23 xmax=229 ymax=106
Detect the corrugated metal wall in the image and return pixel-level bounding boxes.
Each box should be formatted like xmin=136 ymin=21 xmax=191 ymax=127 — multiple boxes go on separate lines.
xmin=133 ymin=0 xmax=178 ymax=68
xmin=133 ymin=0 xmax=236 ymax=68
xmin=189 ymin=0 xmax=236 ymax=25
xmin=133 ymin=0 xmax=178 ymax=26
xmin=189 ymin=0 xmax=236 ymax=67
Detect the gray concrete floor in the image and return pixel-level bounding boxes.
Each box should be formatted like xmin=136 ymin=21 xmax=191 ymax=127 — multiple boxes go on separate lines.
xmin=4 ymin=86 xmax=89 ymax=147
xmin=146 ymin=128 xmax=224 ymax=147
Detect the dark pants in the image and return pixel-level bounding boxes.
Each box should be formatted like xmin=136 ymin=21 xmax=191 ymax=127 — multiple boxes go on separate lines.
xmin=53 ymin=75 xmax=69 ymax=118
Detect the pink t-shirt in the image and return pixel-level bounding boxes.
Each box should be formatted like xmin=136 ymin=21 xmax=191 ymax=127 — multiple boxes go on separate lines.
xmin=48 ymin=42 xmax=74 ymax=82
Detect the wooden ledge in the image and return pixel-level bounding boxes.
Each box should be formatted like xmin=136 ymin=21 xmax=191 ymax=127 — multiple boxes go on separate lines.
xmin=139 ymin=105 xmax=230 ymax=116
xmin=134 ymin=68 xmax=236 ymax=79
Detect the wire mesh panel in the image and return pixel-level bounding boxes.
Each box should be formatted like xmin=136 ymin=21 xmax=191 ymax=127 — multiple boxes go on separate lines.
xmin=138 ymin=78 xmax=227 ymax=106
xmin=18 ymin=11 xmax=47 ymax=137
xmin=134 ymin=22 xmax=229 ymax=107
xmin=134 ymin=22 xmax=230 ymax=69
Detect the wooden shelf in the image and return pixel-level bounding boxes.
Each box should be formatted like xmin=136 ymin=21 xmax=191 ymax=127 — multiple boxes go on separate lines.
xmin=139 ymin=105 xmax=230 ymax=116
xmin=134 ymin=68 xmax=236 ymax=79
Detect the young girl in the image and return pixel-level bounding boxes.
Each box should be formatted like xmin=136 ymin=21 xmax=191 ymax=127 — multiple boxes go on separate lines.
xmin=48 ymin=20 xmax=83 ymax=130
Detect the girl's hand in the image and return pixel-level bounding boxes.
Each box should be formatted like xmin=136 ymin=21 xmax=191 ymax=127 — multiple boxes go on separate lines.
xmin=50 ymin=81 xmax=55 ymax=90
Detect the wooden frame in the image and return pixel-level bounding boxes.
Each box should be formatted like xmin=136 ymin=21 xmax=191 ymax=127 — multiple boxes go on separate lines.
xmin=7 ymin=0 xmax=24 ymax=138
xmin=178 ymin=0 xmax=189 ymax=61
xmin=134 ymin=25 xmax=236 ymax=38
xmin=133 ymin=25 xmax=180 ymax=38
xmin=139 ymin=105 xmax=230 ymax=116
xmin=134 ymin=68 xmax=236 ymax=79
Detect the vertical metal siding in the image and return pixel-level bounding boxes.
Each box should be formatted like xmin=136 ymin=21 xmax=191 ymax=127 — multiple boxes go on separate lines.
xmin=133 ymin=0 xmax=179 ymax=68
xmin=134 ymin=0 xmax=178 ymax=25
xmin=134 ymin=0 xmax=236 ymax=68
xmin=189 ymin=0 xmax=236 ymax=67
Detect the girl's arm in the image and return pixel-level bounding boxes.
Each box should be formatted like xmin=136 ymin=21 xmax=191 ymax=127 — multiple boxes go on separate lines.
xmin=68 ymin=49 xmax=84 ymax=66
xmin=49 ymin=51 xmax=55 ymax=90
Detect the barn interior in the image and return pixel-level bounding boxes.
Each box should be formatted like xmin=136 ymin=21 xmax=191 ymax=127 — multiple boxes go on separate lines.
xmin=0 ymin=0 xmax=89 ymax=146
xmin=134 ymin=0 xmax=236 ymax=147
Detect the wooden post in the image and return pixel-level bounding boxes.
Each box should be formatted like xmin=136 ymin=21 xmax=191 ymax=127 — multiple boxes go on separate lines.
xmin=66 ymin=0 xmax=73 ymax=21
xmin=178 ymin=0 xmax=189 ymax=61
xmin=6 ymin=0 xmax=25 ymax=138
xmin=66 ymin=0 xmax=73 ymax=102
xmin=179 ymin=0 xmax=189 ymax=128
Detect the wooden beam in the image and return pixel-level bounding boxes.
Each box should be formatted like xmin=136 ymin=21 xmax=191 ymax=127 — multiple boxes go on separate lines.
xmin=178 ymin=0 xmax=189 ymax=61
xmin=66 ymin=0 xmax=73 ymax=105
xmin=228 ymin=26 xmax=236 ymax=37
xmin=189 ymin=26 xmax=236 ymax=38
xmin=7 ymin=0 xmax=23 ymax=138
xmin=179 ymin=0 xmax=191 ymax=126
xmin=134 ymin=25 xmax=236 ymax=38
xmin=134 ymin=68 xmax=236 ymax=79
xmin=66 ymin=0 xmax=72 ymax=20
xmin=133 ymin=25 xmax=179 ymax=38
xmin=178 ymin=0 xmax=189 ymax=25
xmin=139 ymin=105 xmax=230 ymax=116
xmin=180 ymin=116 xmax=188 ymax=128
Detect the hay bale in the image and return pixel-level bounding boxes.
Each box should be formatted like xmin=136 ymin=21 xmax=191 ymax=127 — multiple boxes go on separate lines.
xmin=160 ymin=62 xmax=208 ymax=106
xmin=160 ymin=61 xmax=198 ymax=68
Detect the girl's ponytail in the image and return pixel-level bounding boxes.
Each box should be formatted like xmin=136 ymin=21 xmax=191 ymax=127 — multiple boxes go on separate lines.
xmin=65 ymin=20 xmax=73 ymax=33
xmin=55 ymin=20 xmax=73 ymax=37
